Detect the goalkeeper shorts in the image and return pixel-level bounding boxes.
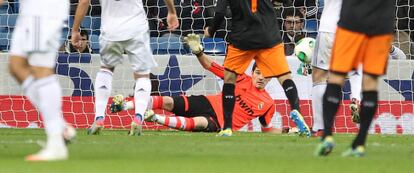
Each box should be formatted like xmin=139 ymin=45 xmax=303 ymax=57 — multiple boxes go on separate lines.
xmin=172 ymin=95 xmax=220 ymax=132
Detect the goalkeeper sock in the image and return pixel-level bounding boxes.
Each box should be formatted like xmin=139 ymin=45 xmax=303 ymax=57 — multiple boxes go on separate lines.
xmin=151 ymin=96 xmax=164 ymax=109
xmin=156 ymin=115 xmax=195 ymax=131
xmin=94 ymin=69 xmax=113 ymax=120
xmin=352 ymin=91 xmax=378 ymax=149
xmin=122 ymin=95 xmax=163 ymax=111
xmin=311 ymin=82 xmax=326 ymax=131
xmin=222 ymin=83 xmax=235 ymax=130
xmin=134 ymin=77 xmax=151 ymax=123
xmin=282 ymin=79 xmax=300 ymax=111
xmin=322 ymin=83 xmax=342 ymax=138
xmin=33 ymin=75 xmax=66 ymax=137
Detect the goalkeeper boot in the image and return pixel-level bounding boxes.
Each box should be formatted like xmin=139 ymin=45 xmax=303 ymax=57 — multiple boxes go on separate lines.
xmin=290 ymin=110 xmax=311 ymax=137
xmin=63 ymin=125 xmax=76 ymax=145
xmin=216 ymin=128 xmax=233 ymax=137
xmin=314 ymin=136 xmax=335 ymax=156
xmin=342 ymin=146 xmax=365 ymax=157
xmin=144 ymin=110 xmax=156 ymax=122
xmin=87 ymin=116 xmax=104 ymax=135
xmin=350 ymin=98 xmax=360 ymax=123
xmin=128 ymin=114 xmax=143 ymax=136
xmin=110 ymin=94 xmax=125 ymax=113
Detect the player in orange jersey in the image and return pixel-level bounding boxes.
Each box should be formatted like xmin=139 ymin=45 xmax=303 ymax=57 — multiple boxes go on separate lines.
xmin=315 ymin=0 xmax=395 ymax=157
xmin=110 ymin=34 xmax=308 ymax=134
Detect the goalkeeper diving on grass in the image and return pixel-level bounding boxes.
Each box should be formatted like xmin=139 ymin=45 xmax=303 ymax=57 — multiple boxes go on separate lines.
xmin=109 ymin=34 xmax=310 ymax=134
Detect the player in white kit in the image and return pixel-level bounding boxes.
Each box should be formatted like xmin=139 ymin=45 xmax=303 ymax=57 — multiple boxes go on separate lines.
xmin=5 ymin=0 xmax=76 ymax=161
xmin=71 ymin=0 xmax=179 ymax=136
xmin=310 ymin=0 xmax=343 ymax=135
xmin=310 ymin=0 xmax=406 ymax=134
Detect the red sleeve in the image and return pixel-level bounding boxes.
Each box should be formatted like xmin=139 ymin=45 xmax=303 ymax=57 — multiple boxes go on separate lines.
xmin=207 ymin=62 xmax=225 ymax=79
xmin=207 ymin=62 xmax=247 ymax=82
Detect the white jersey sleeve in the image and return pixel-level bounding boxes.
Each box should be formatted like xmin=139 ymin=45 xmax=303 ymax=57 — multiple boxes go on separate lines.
xmin=389 ymin=45 xmax=407 ymax=60
xmin=100 ymin=0 xmax=149 ymax=41
xmin=318 ymin=0 xmax=342 ymax=33
xmin=19 ymin=0 xmax=69 ymax=20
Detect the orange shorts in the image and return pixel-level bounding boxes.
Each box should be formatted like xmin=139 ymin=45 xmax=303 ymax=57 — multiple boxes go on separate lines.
xmin=330 ymin=27 xmax=393 ymax=76
xmin=224 ymin=43 xmax=290 ymax=78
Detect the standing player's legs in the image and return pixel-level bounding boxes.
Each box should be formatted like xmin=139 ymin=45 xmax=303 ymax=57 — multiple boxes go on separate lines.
xmin=9 ymin=17 xmax=71 ymax=161
xmin=315 ymin=27 xmax=366 ymax=156
xmin=88 ymin=38 xmax=121 ymax=135
xmin=343 ymin=34 xmax=392 ymax=157
xmin=125 ymin=31 xmax=157 ymax=136
xmin=219 ymin=45 xmax=256 ymax=136
xmin=310 ymin=32 xmax=334 ymax=134
xmin=256 ymin=43 xmax=310 ymax=136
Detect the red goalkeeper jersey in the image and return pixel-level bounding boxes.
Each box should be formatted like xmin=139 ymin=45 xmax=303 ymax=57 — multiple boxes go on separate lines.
xmin=205 ymin=62 xmax=275 ymax=130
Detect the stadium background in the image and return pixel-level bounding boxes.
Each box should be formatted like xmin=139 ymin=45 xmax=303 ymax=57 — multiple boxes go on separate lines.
xmin=0 ymin=0 xmax=413 ymax=134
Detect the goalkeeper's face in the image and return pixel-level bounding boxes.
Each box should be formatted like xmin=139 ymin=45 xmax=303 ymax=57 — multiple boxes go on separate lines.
xmin=252 ymin=68 xmax=270 ymax=90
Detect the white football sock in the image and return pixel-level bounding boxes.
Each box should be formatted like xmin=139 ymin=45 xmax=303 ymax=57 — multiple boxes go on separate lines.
xmin=134 ymin=77 xmax=151 ymax=120
xmin=312 ymin=82 xmax=326 ymax=131
xmin=94 ymin=69 xmax=113 ymax=120
xmin=22 ymin=75 xmax=39 ymax=107
xmin=33 ymin=75 xmax=66 ymax=137
xmin=349 ymin=70 xmax=362 ymax=101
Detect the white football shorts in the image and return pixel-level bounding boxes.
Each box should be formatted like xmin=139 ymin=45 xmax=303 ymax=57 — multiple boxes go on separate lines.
xmin=99 ymin=30 xmax=156 ymax=73
xmin=311 ymin=32 xmax=335 ymax=71
xmin=10 ymin=16 xmax=63 ymax=68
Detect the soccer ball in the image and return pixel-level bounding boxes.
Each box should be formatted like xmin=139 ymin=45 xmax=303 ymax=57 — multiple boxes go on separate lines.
xmin=294 ymin=37 xmax=316 ymax=63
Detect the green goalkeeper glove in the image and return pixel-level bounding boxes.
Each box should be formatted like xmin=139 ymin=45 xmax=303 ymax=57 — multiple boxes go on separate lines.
xmin=184 ymin=34 xmax=204 ymax=55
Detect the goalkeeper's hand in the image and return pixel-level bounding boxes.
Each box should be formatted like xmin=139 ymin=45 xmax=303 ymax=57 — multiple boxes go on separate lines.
xmin=184 ymin=34 xmax=204 ymax=55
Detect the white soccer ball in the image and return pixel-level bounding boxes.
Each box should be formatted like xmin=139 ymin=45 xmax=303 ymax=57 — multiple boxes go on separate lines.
xmin=294 ymin=37 xmax=316 ymax=64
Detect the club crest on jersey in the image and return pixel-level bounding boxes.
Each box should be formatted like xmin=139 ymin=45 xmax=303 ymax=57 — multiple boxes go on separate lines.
xmin=258 ymin=102 xmax=264 ymax=110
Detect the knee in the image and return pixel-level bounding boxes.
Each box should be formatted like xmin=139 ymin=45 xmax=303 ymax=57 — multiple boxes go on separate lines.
xmin=224 ymin=70 xmax=237 ymax=83
xmin=8 ymin=62 xmax=18 ymax=76
xmin=277 ymin=73 xmax=292 ymax=84
xmin=312 ymin=68 xmax=328 ymax=84
xmin=193 ymin=117 xmax=209 ymax=130
xmin=162 ymin=97 xmax=174 ymax=111
xmin=362 ymin=74 xmax=379 ymax=91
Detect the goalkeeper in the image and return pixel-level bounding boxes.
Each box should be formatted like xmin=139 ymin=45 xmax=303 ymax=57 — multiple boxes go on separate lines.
xmin=110 ymin=34 xmax=308 ymax=134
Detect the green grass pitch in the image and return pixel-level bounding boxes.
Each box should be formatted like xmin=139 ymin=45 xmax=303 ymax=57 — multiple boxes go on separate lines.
xmin=0 ymin=129 xmax=413 ymax=173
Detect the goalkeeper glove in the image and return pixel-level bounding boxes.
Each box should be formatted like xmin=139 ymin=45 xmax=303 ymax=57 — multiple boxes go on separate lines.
xmin=184 ymin=34 xmax=204 ymax=55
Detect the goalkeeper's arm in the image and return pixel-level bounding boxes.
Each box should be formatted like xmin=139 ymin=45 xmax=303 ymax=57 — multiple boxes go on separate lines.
xmin=184 ymin=34 xmax=225 ymax=78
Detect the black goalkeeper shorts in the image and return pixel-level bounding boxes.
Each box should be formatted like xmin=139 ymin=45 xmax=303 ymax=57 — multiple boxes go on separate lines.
xmin=172 ymin=95 xmax=220 ymax=132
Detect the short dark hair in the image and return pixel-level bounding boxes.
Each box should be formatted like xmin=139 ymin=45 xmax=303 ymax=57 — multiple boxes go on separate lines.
xmin=79 ymin=29 xmax=89 ymax=40
xmin=282 ymin=7 xmax=304 ymax=20
xmin=252 ymin=63 xmax=257 ymax=72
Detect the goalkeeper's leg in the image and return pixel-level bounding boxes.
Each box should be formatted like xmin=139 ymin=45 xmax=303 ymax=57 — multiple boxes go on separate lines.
xmin=151 ymin=115 xmax=206 ymax=131
xmin=110 ymin=95 xmax=172 ymax=113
